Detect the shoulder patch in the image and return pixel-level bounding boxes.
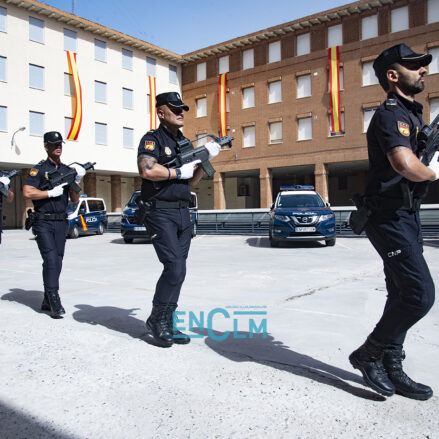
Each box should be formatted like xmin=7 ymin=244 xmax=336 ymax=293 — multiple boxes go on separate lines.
xmin=397 ymin=121 xmax=410 ymax=137
xmin=29 ymin=168 xmax=38 ymax=177
xmin=144 ymin=140 xmax=155 ymax=151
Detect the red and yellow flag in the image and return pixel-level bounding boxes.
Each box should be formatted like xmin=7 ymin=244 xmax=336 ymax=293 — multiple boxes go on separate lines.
xmin=218 ymin=73 xmax=227 ymax=137
xmin=66 ymin=51 xmax=83 ymax=140
xmin=148 ymin=76 xmax=157 ymax=130
xmin=328 ymin=46 xmax=342 ymax=136
xmin=79 ymin=215 xmax=88 ymax=231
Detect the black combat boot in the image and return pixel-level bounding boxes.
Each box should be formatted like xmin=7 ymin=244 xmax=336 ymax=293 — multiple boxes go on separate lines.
xmin=41 ymin=292 xmax=50 ymax=311
xmin=46 ymin=291 xmax=65 ymax=318
xmin=167 ymin=305 xmax=190 ymax=345
xmin=349 ymin=336 xmax=395 ymax=397
xmin=383 ymin=348 xmax=433 ymax=401
xmin=146 ymin=305 xmax=174 ymax=347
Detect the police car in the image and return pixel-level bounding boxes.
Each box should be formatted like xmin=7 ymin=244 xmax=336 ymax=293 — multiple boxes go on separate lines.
xmin=67 ymin=196 xmax=107 ymax=239
xmin=121 ymin=190 xmax=198 ymax=243
xmin=269 ymin=186 xmax=336 ymax=247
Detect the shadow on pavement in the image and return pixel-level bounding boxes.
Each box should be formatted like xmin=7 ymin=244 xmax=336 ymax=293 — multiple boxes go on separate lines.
xmin=109 ymin=238 xmax=151 ymax=245
xmin=1 ymin=288 xmax=46 ymax=315
xmin=192 ymin=327 xmax=385 ymax=401
xmin=246 ymin=237 xmax=325 ymax=248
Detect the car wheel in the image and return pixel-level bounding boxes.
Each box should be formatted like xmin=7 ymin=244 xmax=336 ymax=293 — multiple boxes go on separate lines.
xmin=123 ymin=237 xmax=133 ymax=243
xmin=325 ymin=238 xmax=336 ymax=246
xmin=192 ymin=222 xmax=197 ymax=238
xmin=97 ymin=222 xmax=105 ymax=235
xmin=70 ymin=225 xmax=79 ymax=239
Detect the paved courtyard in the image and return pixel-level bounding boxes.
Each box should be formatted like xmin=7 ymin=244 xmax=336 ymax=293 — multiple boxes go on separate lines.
xmin=0 ymin=230 xmax=438 ymax=438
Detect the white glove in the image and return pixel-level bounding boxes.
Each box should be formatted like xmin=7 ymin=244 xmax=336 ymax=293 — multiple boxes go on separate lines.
xmin=71 ymin=163 xmax=86 ymax=184
xmin=0 ymin=176 xmax=10 ymax=189
xmin=47 ymin=183 xmax=67 ymax=198
xmin=205 ymin=141 xmax=221 ymax=160
xmin=428 ymin=151 xmax=439 ymax=181
xmin=178 ymin=160 xmax=201 ymax=180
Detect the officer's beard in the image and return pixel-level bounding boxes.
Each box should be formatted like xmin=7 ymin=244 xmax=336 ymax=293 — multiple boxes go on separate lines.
xmin=398 ymin=75 xmax=425 ymax=96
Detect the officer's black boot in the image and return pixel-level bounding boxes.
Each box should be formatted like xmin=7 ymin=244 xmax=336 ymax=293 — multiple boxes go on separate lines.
xmin=146 ymin=305 xmax=174 ymax=347
xmin=167 ymin=305 xmax=190 ymax=345
xmin=41 ymin=292 xmax=50 ymax=311
xmin=349 ymin=336 xmax=395 ymax=397
xmin=383 ymin=348 xmax=433 ymax=400
xmin=46 ymin=290 xmax=65 ymax=318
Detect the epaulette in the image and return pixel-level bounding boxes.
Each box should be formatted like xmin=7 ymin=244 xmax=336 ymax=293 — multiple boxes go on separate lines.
xmin=385 ymin=98 xmax=397 ymax=107
xmin=37 ymin=159 xmax=45 ymax=165
xmin=146 ymin=129 xmax=159 ymax=135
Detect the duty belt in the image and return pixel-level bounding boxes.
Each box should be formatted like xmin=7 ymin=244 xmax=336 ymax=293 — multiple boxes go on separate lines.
xmin=35 ymin=212 xmax=68 ymax=220
xmin=150 ymin=200 xmax=189 ymax=209
xmin=365 ymin=197 xmax=422 ymax=212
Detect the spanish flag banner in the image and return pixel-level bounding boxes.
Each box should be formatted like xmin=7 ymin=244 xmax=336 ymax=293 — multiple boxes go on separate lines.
xmin=328 ymin=46 xmax=343 ymax=136
xmin=66 ymin=51 xmax=83 ymax=141
xmin=218 ymin=73 xmax=227 ymax=137
xmin=79 ymin=215 xmax=88 ymax=231
xmin=148 ymin=76 xmax=157 ymax=130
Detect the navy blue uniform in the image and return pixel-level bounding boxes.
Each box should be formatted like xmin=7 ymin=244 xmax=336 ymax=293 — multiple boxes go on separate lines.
xmin=25 ymin=159 xmax=71 ymax=293
xmin=365 ymin=92 xmax=435 ymax=348
xmin=137 ymin=124 xmax=192 ymax=307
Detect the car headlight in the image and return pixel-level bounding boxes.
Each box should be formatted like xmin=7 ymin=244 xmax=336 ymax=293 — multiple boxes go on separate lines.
xmin=274 ymin=214 xmax=290 ymax=222
xmin=318 ymin=214 xmax=334 ymax=222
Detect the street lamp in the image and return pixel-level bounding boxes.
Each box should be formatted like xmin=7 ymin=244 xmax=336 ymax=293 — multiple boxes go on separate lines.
xmin=11 ymin=126 xmax=26 ymax=149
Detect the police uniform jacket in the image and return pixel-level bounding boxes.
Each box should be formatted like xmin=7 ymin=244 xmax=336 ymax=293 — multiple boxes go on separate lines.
xmin=25 ymin=159 xmax=70 ymax=214
xmin=137 ymin=124 xmax=191 ymax=202
xmin=365 ymin=92 xmax=425 ymax=199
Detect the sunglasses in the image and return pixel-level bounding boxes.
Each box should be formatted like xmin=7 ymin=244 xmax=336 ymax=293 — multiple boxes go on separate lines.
xmin=169 ymin=107 xmax=183 ymax=115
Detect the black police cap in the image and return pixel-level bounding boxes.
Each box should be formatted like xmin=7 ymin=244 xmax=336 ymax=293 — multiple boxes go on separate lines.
xmin=373 ymin=43 xmax=432 ymax=77
xmin=43 ymin=131 xmax=64 ymax=145
xmin=156 ymin=92 xmax=189 ymax=111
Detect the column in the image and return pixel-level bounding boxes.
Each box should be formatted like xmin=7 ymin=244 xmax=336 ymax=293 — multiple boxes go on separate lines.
xmin=134 ymin=176 xmax=142 ymax=190
xmin=213 ymin=172 xmax=226 ymax=210
xmin=111 ymin=175 xmax=122 ymax=212
xmin=315 ymin=163 xmax=329 ymax=203
xmin=259 ymin=167 xmax=273 ymax=208
xmin=83 ymin=172 xmax=97 ymax=197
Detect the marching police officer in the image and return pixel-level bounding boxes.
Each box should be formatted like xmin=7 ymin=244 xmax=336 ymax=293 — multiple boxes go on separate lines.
xmin=137 ymin=92 xmax=221 ymax=347
xmin=23 ymin=131 xmax=86 ymax=318
xmin=0 ymin=171 xmax=14 ymax=244
xmin=349 ymin=44 xmax=439 ymax=399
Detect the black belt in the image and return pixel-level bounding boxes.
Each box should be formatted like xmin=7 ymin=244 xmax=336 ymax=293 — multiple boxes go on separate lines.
xmin=150 ymin=200 xmax=189 ymax=209
xmin=35 ymin=212 xmax=67 ymax=220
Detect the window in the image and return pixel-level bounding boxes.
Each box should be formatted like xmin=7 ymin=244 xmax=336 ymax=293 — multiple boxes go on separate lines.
xmin=242 ymin=87 xmax=255 ymax=108
xmin=29 ymin=16 xmax=44 ymax=43
xmin=64 ymin=28 xmax=77 ymax=52
xmin=169 ymin=64 xmax=178 ymax=84
xmin=242 ymin=49 xmax=254 ymax=70
xmin=196 ymin=134 xmax=207 ymax=146
xmin=196 ymin=97 xmax=207 ymax=117
xmin=0 ymin=7 xmax=6 ymax=32
xmin=122 ymin=87 xmax=133 ymax=109
xmin=429 ymin=47 xmax=439 ymax=74
xmin=95 ymin=39 xmax=106 ymax=62
xmin=269 ymin=122 xmax=282 ymax=144
xmin=64 ymin=117 xmax=73 ymax=138
xmin=297 ymin=75 xmax=311 ymax=98
xmin=329 ymin=112 xmax=345 ymax=135
xmin=268 ymin=41 xmax=281 ymax=63
xmin=196 ymin=62 xmax=206 ymax=81
xmin=430 ymin=98 xmax=439 ymax=122
xmin=328 ymin=24 xmax=342 ymax=47
xmin=0 ymin=56 xmax=6 ymax=82
xmin=122 ymin=48 xmax=133 ymax=70
xmin=29 ymin=64 xmax=44 ymax=90
xmin=0 ymin=106 xmax=6 ymax=131
xmin=363 ymin=108 xmax=377 ymax=132
xmin=146 ymin=57 xmax=156 ymax=76
xmin=219 ymin=56 xmax=229 ymax=74
xmin=362 ymin=61 xmax=378 ymax=86
xmin=64 ymin=73 xmax=74 ymax=95
xmin=391 ymin=6 xmax=409 ymax=33
xmin=29 ymin=111 xmax=44 ymax=136
xmin=268 ymin=81 xmax=282 ymax=103
xmin=243 ymin=126 xmax=255 ymax=147
xmin=123 ymin=127 xmax=134 ymax=148
xmin=428 ymin=0 xmax=439 ymax=23
xmin=95 ymin=122 xmax=107 ymax=145
xmin=362 ymin=15 xmax=378 ymax=40
xmin=95 ymin=81 xmax=107 ymax=104
xmin=298 ymin=117 xmax=312 ymax=141
xmin=297 ymin=33 xmax=310 ymax=56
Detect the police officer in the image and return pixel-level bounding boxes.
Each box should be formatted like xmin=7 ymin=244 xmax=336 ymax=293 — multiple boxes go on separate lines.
xmin=23 ymin=131 xmax=86 ymax=318
xmin=349 ymin=44 xmax=439 ymax=399
xmin=0 ymin=171 xmax=14 ymax=244
xmin=137 ymin=92 xmax=221 ymax=347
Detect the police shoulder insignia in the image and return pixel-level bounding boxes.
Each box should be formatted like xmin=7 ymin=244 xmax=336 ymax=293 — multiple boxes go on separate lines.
xmin=386 ymin=98 xmax=397 ymax=106
xmin=397 ymin=121 xmax=410 ymax=137
xmin=164 ymin=146 xmax=172 ymax=156
xmin=144 ymin=140 xmax=155 ymax=151
xmin=29 ymin=168 xmax=38 ymax=177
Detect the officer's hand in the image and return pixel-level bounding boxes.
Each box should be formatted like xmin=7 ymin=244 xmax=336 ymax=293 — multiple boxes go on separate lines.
xmin=71 ymin=163 xmax=86 ymax=183
xmin=47 ymin=183 xmax=68 ymax=198
xmin=179 ymin=160 xmax=201 ymax=179
xmin=428 ymin=151 xmax=439 ymax=181
xmin=205 ymin=141 xmax=222 ymax=160
xmin=0 ymin=176 xmax=10 ymax=189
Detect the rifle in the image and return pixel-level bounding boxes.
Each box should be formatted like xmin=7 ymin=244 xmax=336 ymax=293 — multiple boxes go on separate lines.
xmin=0 ymin=169 xmax=21 ymax=197
xmin=417 ymin=113 xmax=439 ymax=165
xmin=166 ymin=135 xmax=234 ymax=178
xmin=40 ymin=162 xmax=96 ymax=193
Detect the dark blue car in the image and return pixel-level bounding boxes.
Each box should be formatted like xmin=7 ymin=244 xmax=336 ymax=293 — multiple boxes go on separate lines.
xmin=269 ymin=186 xmax=336 ymax=247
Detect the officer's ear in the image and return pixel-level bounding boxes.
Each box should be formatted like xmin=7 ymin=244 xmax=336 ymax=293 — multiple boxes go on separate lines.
xmin=386 ymin=66 xmax=399 ymax=86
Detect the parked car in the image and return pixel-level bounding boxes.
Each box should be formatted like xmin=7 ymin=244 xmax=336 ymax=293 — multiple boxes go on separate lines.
xmin=269 ymin=185 xmax=336 ymax=247
xmin=121 ymin=190 xmax=198 ymax=243
xmin=67 ymin=196 xmax=107 ymax=239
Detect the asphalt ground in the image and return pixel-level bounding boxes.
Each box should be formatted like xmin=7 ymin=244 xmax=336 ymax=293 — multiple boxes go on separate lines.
xmin=0 ymin=230 xmax=438 ymax=439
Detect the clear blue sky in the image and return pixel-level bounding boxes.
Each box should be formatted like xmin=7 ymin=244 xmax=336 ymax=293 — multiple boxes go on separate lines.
xmin=40 ymin=0 xmax=348 ymax=54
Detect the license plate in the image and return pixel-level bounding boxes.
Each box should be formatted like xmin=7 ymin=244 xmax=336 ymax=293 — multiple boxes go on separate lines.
xmin=133 ymin=226 xmax=146 ymax=231
xmin=295 ymin=227 xmax=315 ymax=232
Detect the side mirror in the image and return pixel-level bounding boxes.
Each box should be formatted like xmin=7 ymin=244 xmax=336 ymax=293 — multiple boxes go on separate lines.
xmin=270 ymin=203 xmax=275 ymax=210
xmin=326 ymin=202 xmax=331 ymax=207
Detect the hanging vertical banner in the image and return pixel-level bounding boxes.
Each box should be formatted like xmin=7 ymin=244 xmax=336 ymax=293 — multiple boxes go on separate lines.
xmin=148 ymin=76 xmax=157 ymax=130
xmin=79 ymin=215 xmax=88 ymax=231
xmin=218 ymin=73 xmax=227 ymax=137
xmin=66 ymin=51 xmax=83 ymax=140
xmin=328 ymin=46 xmax=343 ymax=136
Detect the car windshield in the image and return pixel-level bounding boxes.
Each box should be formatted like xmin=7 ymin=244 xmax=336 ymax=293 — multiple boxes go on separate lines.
xmin=127 ymin=192 xmax=141 ymax=206
xmin=67 ymin=201 xmax=78 ymax=214
xmin=277 ymin=193 xmax=325 ymax=208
